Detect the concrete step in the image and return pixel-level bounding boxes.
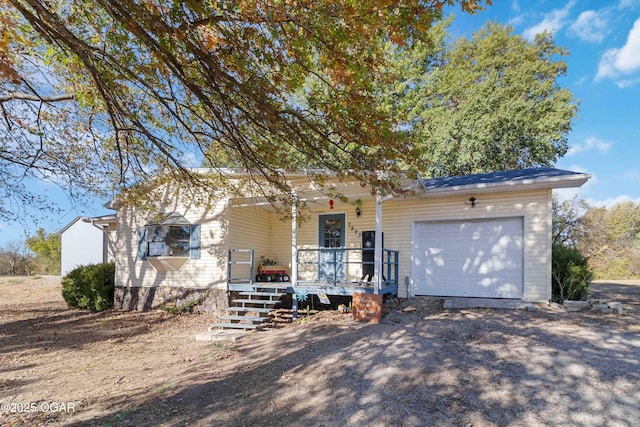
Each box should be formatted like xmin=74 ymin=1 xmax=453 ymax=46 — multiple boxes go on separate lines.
xmin=208 ymin=322 xmax=260 ymax=330
xmin=228 ymin=306 xmax=274 ymax=314
xmin=194 ymin=330 xmax=246 ymax=342
xmin=443 ymin=298 xmax=535 ymax=310
xmin=232 ymin=298 xmax=279 ymax=305
xmin=219 ymin=315 xmax=268 ymax=323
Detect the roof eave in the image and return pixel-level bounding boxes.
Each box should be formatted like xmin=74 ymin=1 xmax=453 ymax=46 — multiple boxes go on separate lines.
xmin=421 ymin=173 xmax=591 ymax=198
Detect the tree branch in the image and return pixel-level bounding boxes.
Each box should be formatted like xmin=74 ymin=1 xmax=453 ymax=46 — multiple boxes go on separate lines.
xmin=0 ymin=92 xmax=75 ymax=103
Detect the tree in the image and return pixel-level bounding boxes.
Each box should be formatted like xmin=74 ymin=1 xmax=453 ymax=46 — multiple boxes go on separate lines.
xmin=0 ymin=0 xmax=491 ymax=219
xmin=25 ymin=228 xmax=61 ymax=275
xmin=578 ymin=201 xmax=640 ymax=278
xmin=550 ymin=194 xmax=592 ymax=302
xmin=552 ymin=194 xmax=588 ymax=247
xmin=0 ymin=241 xmax=32 ymax=276
xmin=387 ymin=20 xmax=577 ymax=177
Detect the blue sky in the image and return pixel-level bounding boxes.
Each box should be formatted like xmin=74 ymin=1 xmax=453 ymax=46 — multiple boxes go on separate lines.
xmin=447 ymin=0 xmax=640 ymax=206
xmin=2 ymin=0 xmax=639 ymax=247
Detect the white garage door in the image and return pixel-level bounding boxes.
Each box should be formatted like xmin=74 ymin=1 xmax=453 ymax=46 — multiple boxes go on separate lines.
xmin=413 ymin=218 xmax=523 ymax=298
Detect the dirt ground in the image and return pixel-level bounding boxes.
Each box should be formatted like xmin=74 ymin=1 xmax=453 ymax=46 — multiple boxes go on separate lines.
xmin=1 ymin=277 xmax=639 ymax=427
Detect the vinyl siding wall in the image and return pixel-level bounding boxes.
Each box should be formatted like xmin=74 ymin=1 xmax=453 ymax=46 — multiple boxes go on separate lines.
xmin=289 ymin=198 xmax=378 ymax=282
xmin=382 ymin=189 xmax=552 ymax=301
xmin=116 ymin=185 xmax=552 ymax=301
xmin=228 ymin=199 xmax=378 ymax=282
xmin=114 ymin=198 xmax=229 ymax=290
xmin=228 ymin=206 xmax=271 ymax=281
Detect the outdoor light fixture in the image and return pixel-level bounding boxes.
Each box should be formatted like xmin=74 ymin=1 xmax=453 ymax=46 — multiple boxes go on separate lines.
xmin=467 ymin=197 xmax=477 ymax=208
xmin=355 ymin=206 xmax=362 ymax=217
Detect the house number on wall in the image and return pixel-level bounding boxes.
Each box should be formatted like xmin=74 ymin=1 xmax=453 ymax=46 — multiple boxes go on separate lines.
xmin=347 ymin=222 xmax=362 ymax=239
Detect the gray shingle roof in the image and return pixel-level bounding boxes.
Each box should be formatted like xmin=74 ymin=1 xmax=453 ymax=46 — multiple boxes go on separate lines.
xmin=422 ymin=167 xmax=587 ymax=190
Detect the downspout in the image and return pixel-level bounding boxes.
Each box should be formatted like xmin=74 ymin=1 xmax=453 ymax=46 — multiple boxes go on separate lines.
xmin=291 ymin=199 xmax=298 ymax=319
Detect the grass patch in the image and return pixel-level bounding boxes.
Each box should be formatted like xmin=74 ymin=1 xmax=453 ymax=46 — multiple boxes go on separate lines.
xmin=155 ymin=381 xmax=175 ymax=394
xmin=160 ymin=298 xmax=202 ymax=314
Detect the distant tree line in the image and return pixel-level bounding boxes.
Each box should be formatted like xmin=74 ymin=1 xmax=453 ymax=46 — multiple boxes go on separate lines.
xmin=0 ymin=242 xmax=32 ymax=276
xmin=0 ymin=229 xmax=60 ymax=276
xmin=553 ymin=196 xmax=640 ymax=280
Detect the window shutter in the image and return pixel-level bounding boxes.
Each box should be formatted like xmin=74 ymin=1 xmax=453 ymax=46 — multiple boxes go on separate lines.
xmin=137 ymin=228 xmax=147 ymax=260
xmin=190 ymin=224 xmax=201 ymax=259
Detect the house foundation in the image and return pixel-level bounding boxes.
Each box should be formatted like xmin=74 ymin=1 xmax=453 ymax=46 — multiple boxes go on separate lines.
xmin=114 ymin=285 xmax=227 ymax=313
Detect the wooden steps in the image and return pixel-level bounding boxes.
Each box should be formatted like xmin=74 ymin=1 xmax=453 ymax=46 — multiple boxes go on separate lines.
xmin=209 ymin=287 xmax=285 ymax=331
xmin=232 ymin=298 xmax=279 ymax=305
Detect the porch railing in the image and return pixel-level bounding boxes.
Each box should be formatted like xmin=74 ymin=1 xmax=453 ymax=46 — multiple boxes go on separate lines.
xmin=227 ymin=249 xmax=255 ymax=285
xmin=227 ymin=247 xmax=399 ymax=289
xmin=296 ymin=247 xmax=399 ymax=288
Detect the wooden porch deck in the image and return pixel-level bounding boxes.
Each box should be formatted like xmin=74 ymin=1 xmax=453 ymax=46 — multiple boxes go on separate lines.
xmin=228 ymin=281 xmax=398 ymax=296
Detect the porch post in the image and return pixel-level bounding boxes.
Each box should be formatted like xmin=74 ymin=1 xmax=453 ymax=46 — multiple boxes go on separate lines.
xmin=291 ymin=199 xmax=298 ymax=319
xmin=374 ymin=194 xmax=383 ymax=295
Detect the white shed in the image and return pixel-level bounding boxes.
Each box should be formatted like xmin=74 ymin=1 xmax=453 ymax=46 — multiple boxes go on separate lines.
xmin=60 ymin=215 xmax=116 ymax=276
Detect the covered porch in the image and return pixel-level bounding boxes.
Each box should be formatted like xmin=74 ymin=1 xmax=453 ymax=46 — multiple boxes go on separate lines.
xmin=226 ymin=185 xmax=399 ymax=299
xmin=227 ymin=247 xmax=399 ymax=296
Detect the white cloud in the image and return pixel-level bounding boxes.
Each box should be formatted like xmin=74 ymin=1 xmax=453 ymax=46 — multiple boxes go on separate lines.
xmin=575 ymin=75 xmax=588 ymax=87
xmin=615 ymin=75 xmax=640 ymax=88
xmin=522 ymin=1 xmax=576 ymax=41
xmin=554 ymin=164 xmax=596 ymax=202
xmin=554 ymin=187 xmax=581 ymax=202
xmin=511 ymin=0 xmax=521 ymax=13
xmin=618 ymin=0 xmax=639 ymax=9
xmin=624 ymin=170 xmax=640 ymax=183
xmin=508 ymin=15 xmax=525 ymax=26
xmin=569 ymin=10 xmax=609 ymax=43
xmin=596 ymin=17 xmax=640 ymax=81
xmin=586 ymin=195 xmax=640 ymax=208
xmin=566 ymin=137 xmax=613 ymax=156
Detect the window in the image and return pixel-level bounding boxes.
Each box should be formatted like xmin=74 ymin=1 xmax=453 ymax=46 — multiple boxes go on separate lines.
xmin=137 ymin=213 xmax=200 ymax=262
xmin=146 ymin=225 xmax=191 ymax=257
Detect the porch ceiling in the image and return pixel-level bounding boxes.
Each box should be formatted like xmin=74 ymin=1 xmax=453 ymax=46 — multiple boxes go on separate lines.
xmin=228 ymin=191 xmax=374 ymax=210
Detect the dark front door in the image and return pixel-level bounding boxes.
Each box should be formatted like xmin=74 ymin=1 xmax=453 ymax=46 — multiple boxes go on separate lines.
xmin=318 ymin=214 xmax=345 ymax=282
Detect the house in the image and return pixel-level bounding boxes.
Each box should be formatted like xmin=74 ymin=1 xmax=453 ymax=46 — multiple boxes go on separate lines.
xmin=111 ymin=167 xmax=589 ymax=313
xmin=60 ymin=215 xmax=117 ymax=276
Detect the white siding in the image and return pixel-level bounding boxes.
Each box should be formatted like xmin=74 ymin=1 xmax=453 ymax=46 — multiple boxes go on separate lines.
xmin=114 ymin=198 xmax=229 ymax=290
xmin=61 ymin=218 xmax=107 ymax=275
xmin=114 ymin=180 xmax=553 ymax=302
xmin=268 ymin=212 xmax=293 ymax=267
xmin=383 ymin=189 xmax=552 ymax=301
xmin=228 ymin=206 xmax=271 ymax=281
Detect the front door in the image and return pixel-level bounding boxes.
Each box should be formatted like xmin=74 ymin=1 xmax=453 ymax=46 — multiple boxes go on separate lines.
xmin=318 ymin=214 xmax=346 ymax=282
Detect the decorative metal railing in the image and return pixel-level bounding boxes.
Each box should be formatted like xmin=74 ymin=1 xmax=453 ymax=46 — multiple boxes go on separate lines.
xmin=296 ymin=247 xmax=399 ymax=288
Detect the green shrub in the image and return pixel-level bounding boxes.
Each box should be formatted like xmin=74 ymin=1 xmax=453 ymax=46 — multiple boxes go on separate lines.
xmin=61 ymin=263 xmax=115 ymax=311
xmin=551 ymin=244 xmax=593 ymax=303
xmin=160 ymin=298 xmax=202 ymax=314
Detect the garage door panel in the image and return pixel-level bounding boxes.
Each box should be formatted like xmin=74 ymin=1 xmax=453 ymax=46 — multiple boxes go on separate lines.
xmin=443 ymin=279 xmax=464 ymax=294
xmin=413 ymin=218 xmax=524 ymax=298
xmin=444 ymin=239 xmax=464 ymax=253
xmin=444 ymin=257 xmax=466 ymax=274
